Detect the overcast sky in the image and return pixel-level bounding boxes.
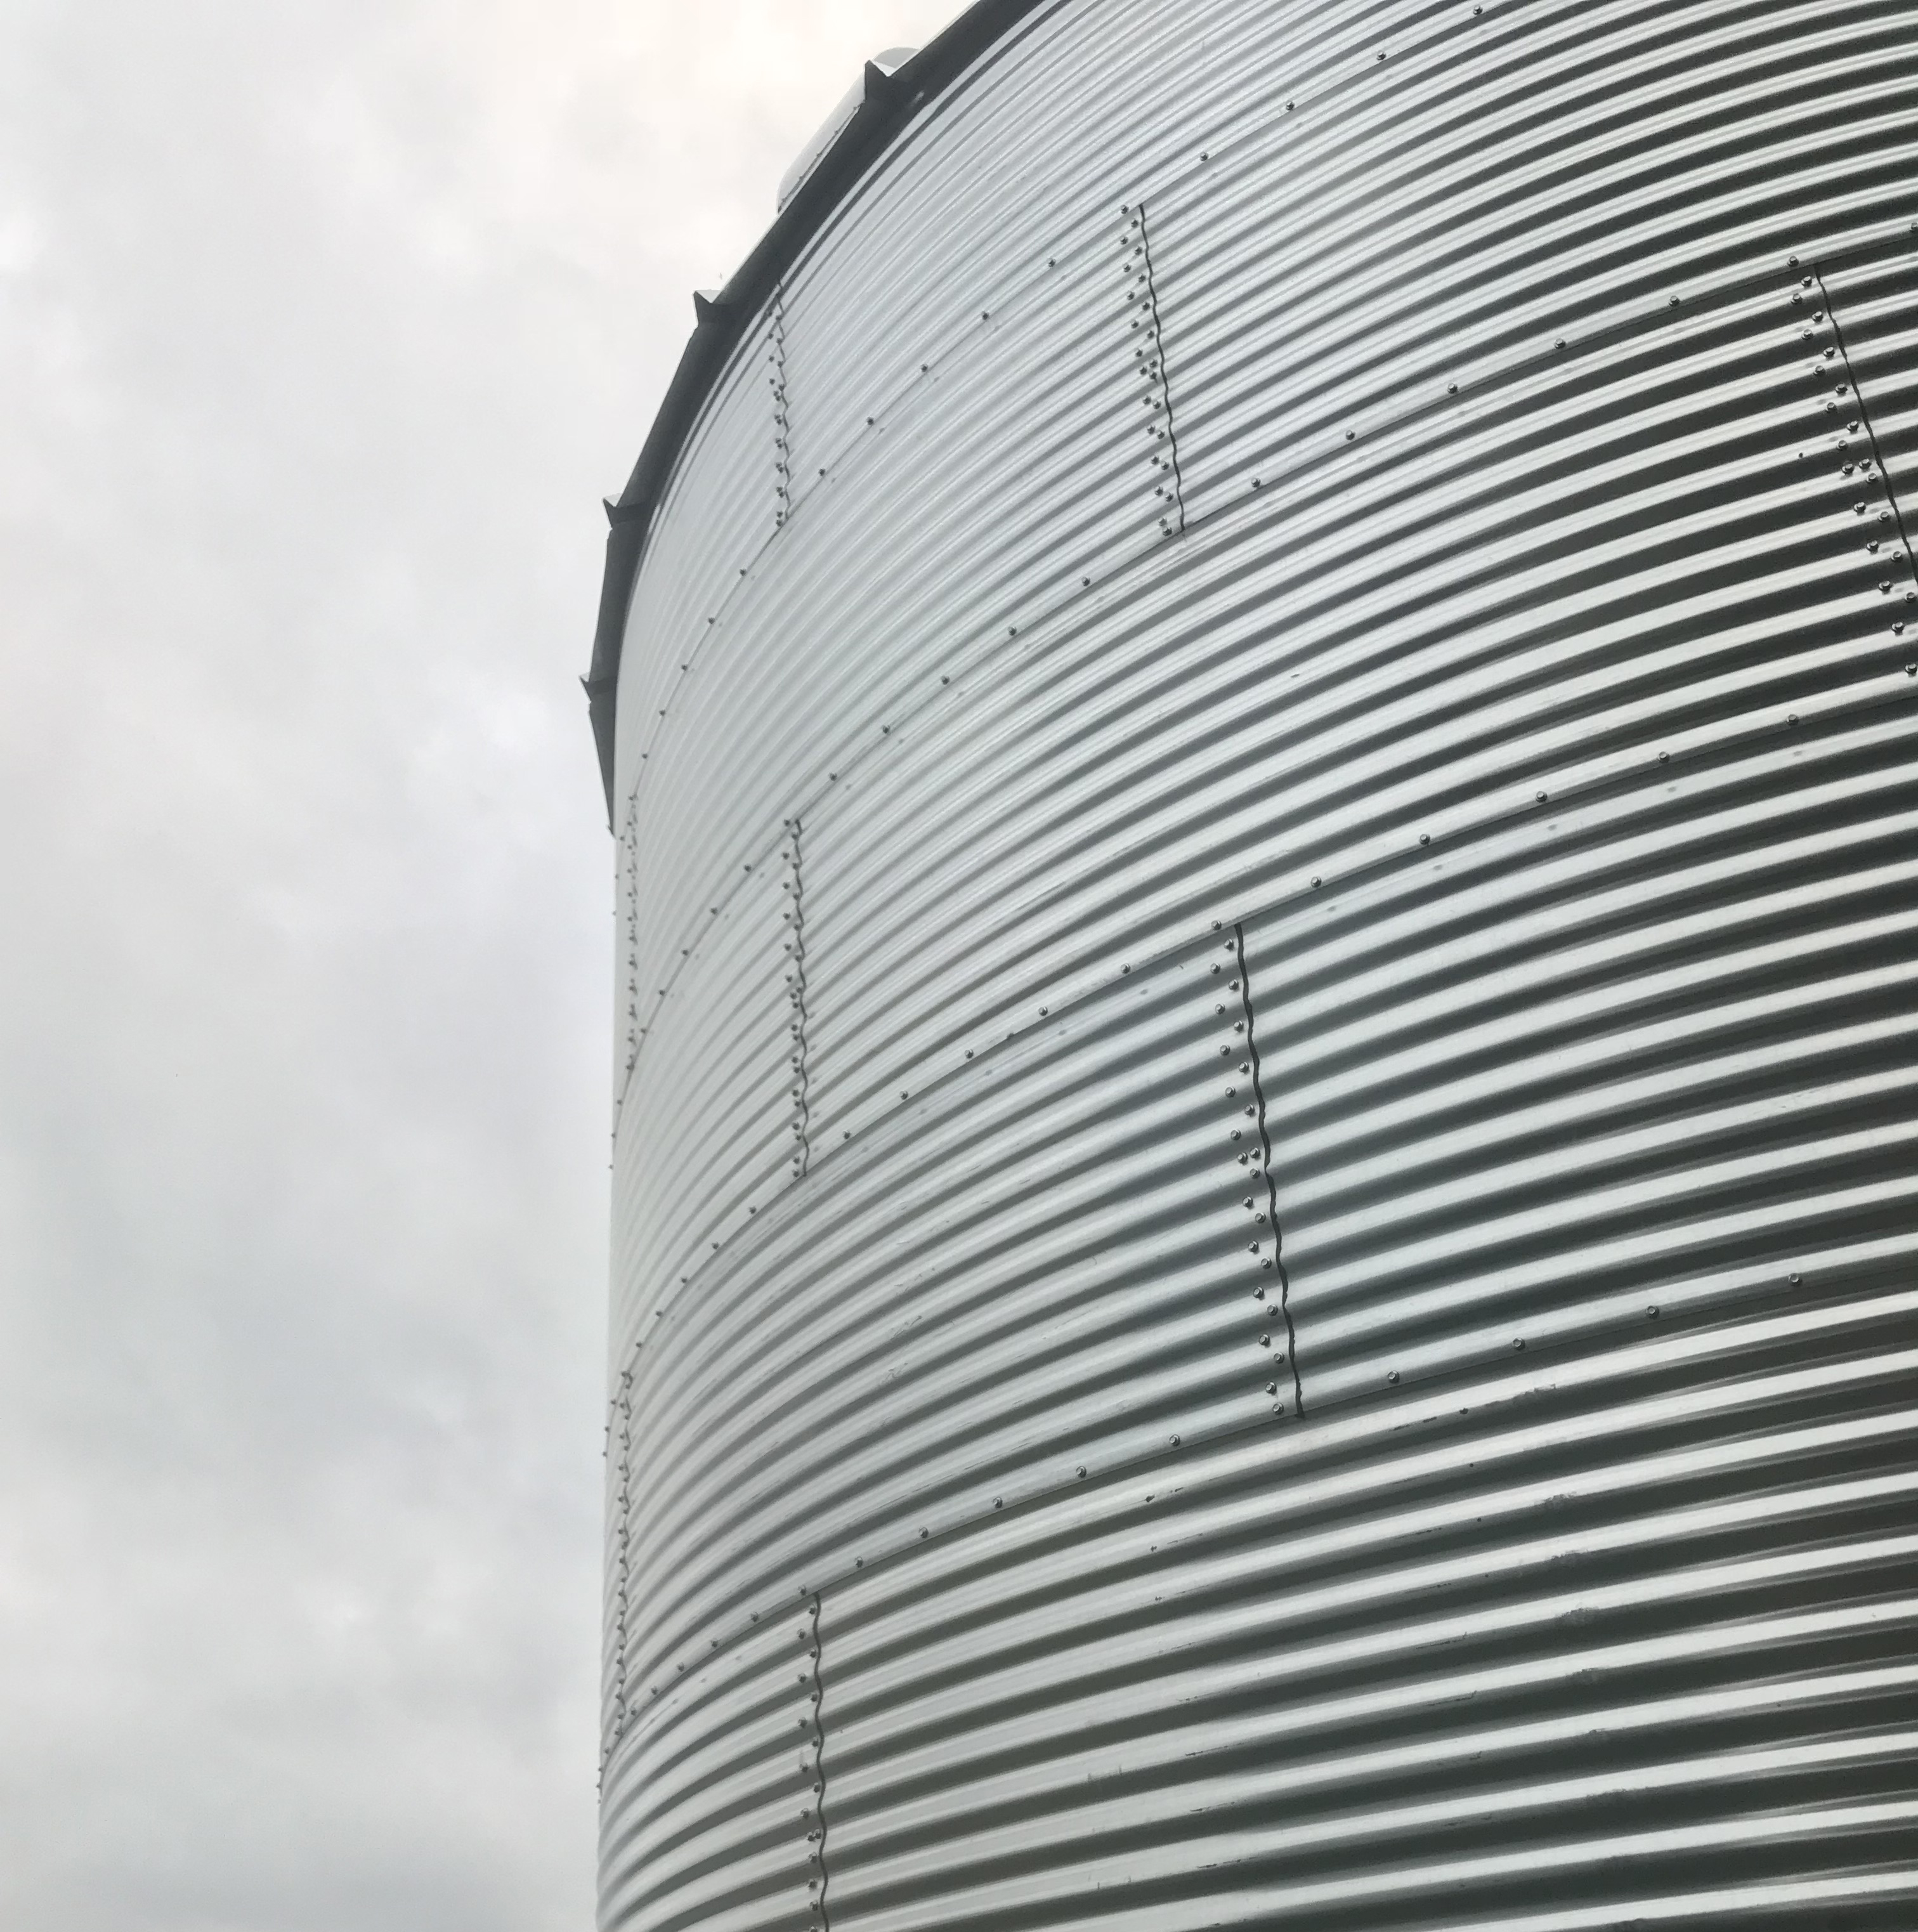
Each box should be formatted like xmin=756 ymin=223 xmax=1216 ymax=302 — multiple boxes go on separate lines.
xmin=0 ymin=4 xmax=963 ymax=1926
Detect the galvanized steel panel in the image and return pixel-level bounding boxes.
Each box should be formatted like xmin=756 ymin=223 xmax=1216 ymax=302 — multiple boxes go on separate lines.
xmin=598 ymin=0 xmax=1918 ymax=1924
xmin=610 ymin=843 xmax=794 ymax=1370
xmin=815 ymin=1297 xmax=1918 ymax=1931
xmin=616 ymin=941 xmax=1272 ymax=1664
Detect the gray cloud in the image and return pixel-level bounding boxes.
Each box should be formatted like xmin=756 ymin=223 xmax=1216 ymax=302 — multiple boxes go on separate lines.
xmin=0 ymin=3 xmax=956 ymax=1926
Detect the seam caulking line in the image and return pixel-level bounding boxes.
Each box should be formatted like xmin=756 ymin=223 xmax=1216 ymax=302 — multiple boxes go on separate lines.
xmin=1236 ymin=921 xmax=1302 ymax=1416
xmin=1135 ymin=200 xmax=1187 ymax=533
xmin=1815 ymin=266 xmax=1917 ymax=586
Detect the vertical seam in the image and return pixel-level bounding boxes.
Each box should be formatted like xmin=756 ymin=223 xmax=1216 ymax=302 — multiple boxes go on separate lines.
xmin=1136 ymin=200 xmax=1187 ymax=533
xmin=772 ymin=288 xmax=791 ymax=530
xmin=1815 ymin=267 xmax=1917 ymax=590
xmin=789 ymin=818 xmax=812 ymax=1177
xmin=1235 ymin=922 xmax=1302 ymax=1416
xmin=809 ymin=1592 xmax=832 ymax=1931
xmin=606 ymin=1374 xmax=634 ymax=1784
xmin=615 ymin=805 xmax=641 ymax=1121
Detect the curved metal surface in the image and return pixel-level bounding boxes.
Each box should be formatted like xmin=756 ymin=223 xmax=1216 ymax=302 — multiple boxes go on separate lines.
xmin=598 ymin=0 xmax=1918 ymax=1926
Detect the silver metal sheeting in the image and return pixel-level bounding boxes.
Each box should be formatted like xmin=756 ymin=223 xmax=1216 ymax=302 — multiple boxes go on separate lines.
xmin=601 ymin=0 xmax=1918 ymax=1924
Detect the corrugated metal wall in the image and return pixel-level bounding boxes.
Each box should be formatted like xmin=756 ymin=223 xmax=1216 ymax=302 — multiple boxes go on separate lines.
xmin=600 ymin=0 xmax=1918 ymax=1924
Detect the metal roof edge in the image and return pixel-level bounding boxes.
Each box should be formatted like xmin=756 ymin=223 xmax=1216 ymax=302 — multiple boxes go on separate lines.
xmin=583 ymin=0 xmax=1053 ymax=825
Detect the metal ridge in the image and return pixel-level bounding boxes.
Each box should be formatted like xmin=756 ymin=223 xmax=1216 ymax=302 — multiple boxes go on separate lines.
xmin=581 ymin=0 xmax=1054 ymax=822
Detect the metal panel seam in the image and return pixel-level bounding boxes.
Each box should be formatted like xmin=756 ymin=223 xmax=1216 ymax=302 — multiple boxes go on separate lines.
xmin=1234 ymin=920 xmax=1301 ymax=1416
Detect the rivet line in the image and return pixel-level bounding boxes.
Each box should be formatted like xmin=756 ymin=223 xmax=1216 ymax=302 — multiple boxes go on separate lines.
xmin=788 ymin=818 xmax=813 ymax=1177
xmin=1126 ymin=200 xmax=1187 ymax=535
xmin=1236 ymin=922 xmax=1302 ymax=1416
xmin=771 ymin=287 xmax=792 ymax=530
xmin=807 ymin=1593 xmax=833 ymax=1931
xmin=1812 ymin=266 xmax=1916 ymax=616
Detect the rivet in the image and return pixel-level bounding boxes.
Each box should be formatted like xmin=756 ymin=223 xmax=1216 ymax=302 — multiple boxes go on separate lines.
xmin=1076 ymin=1465 xmax=1087 ymax=1478
xmin=1789 ymin=1272 xmax=1802 ymax=1284
xmin=1387 ymin=1370 xmax=1399 ymax=1383
xmin=1647 ymin=1305 xmax=1659 ymax=1318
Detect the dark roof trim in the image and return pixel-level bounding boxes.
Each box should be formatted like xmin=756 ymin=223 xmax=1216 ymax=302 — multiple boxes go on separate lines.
xmin=584 ymin=0 xmax=1052 ymax=823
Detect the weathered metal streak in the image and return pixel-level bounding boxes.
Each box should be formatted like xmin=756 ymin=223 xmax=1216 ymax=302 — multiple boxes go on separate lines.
xmin=598 ymin=0 xmax=1918 ymax=1923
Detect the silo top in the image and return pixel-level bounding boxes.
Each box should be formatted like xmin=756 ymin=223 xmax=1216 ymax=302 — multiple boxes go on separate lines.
xmin=582 ymin=0 xmax=1046 ymax=822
